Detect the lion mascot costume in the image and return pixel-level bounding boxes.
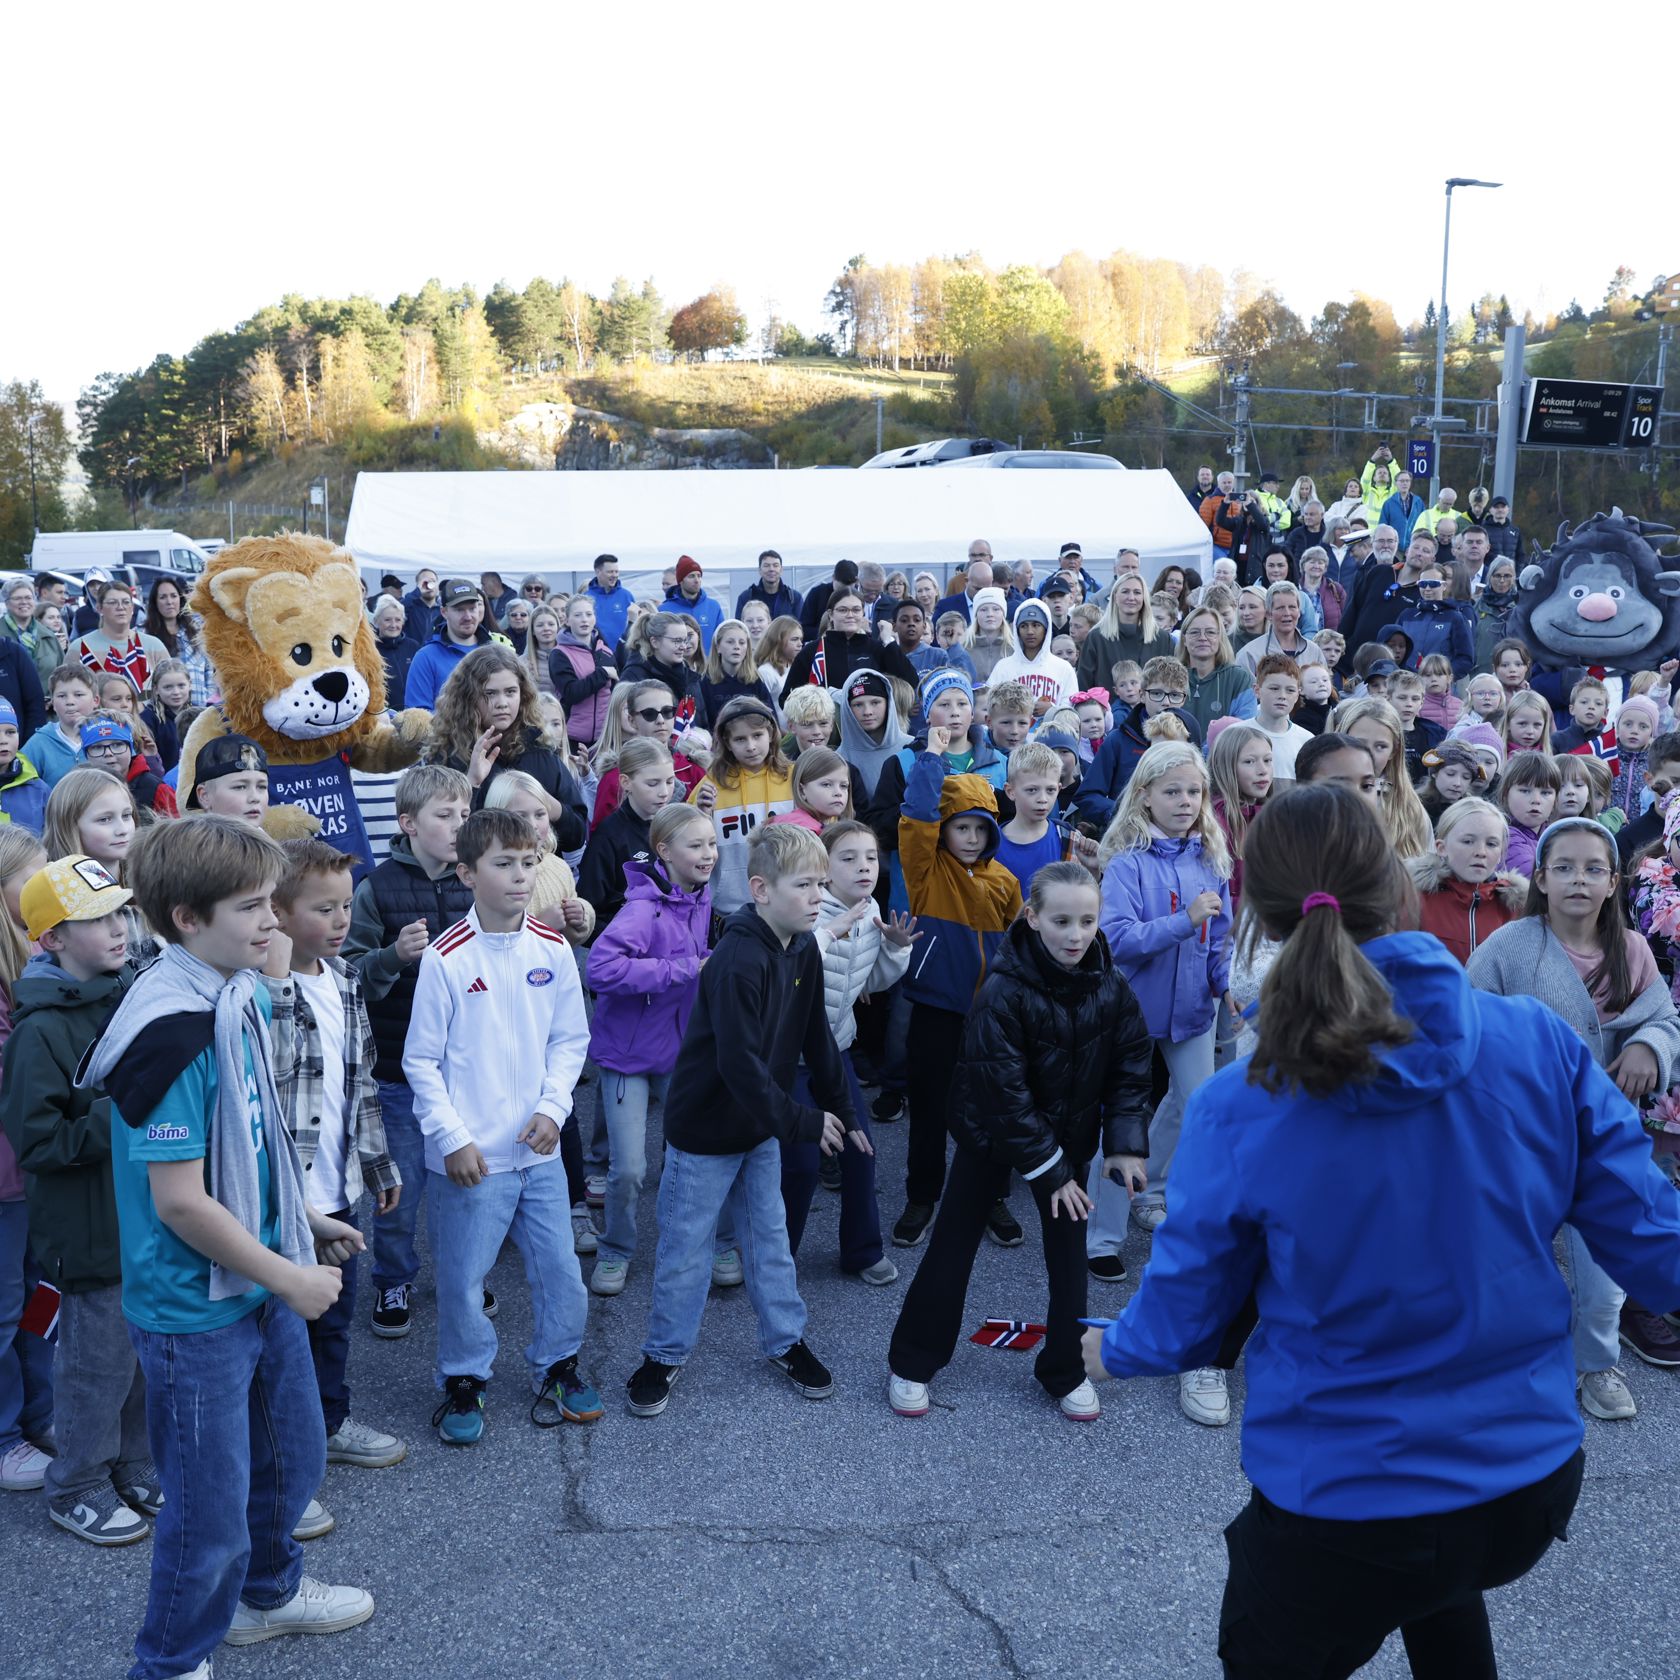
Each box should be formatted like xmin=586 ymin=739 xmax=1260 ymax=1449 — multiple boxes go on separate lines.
xmin=178 ymin=532 xmax=432 ymax=862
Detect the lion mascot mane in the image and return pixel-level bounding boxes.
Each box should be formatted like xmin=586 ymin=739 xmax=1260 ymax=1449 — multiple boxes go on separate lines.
xmin=178 ymin=532 xmax=431 ymax=861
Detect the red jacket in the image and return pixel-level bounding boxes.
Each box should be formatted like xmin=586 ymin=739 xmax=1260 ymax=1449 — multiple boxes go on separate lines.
xmin=1407 ymin=854 xmax=1526 ymax=965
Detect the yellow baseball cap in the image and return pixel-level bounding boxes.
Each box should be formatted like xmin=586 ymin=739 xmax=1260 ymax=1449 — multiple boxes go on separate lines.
xmin=22 ymin=855 xmax=133 ymax=943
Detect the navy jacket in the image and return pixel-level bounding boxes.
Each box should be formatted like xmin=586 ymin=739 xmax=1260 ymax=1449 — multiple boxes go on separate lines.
xmin=1074 ymin=703 xmax=1204 ymax=829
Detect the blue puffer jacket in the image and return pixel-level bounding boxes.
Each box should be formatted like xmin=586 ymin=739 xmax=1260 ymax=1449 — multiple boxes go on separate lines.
xmin=1099 ymin=935 xmax=1680 ymax=1519
xmin=1074 ymin=703 xmax=1204 ymax=830
xmin=1395 ymin=598 xmax=1475 ymax=676
xmin=1098 ymin=832 xmax=1231 ymax=1043
xmin=1379 ymin=490 xmax=1427 ymax=548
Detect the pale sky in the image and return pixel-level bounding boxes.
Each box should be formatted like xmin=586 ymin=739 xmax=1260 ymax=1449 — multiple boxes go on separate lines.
xmin=4 ymin=1 xmax=1661 ymax=417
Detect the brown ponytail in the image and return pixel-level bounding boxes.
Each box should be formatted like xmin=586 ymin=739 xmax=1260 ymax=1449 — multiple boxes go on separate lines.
xmin=1242 ymin=785 xmax=1416 ymax=1097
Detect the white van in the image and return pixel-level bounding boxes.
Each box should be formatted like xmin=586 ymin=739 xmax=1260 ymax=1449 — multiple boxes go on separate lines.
xmin=28 ymin=530 xmax=211 ymax=579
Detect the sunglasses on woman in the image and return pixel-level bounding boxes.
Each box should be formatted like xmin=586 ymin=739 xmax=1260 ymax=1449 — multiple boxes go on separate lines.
xmin=635 ymin=705 xmax=677 ymax=722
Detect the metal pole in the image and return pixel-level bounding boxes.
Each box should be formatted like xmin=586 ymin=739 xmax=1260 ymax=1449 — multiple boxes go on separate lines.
xmin=323 ymin=478 xmax=330 ymax=544
xmin=1492 ymin=324 xmax=1525 ymax=509
xmin=1432 ymin=184 xmax=1453 ymax=505
xmin=1231 ymin=366 xmax=1250 ymax=489
xmin=228 ymin=500 xmax=234 ymax=543
xmin=875 ymin=397 xmax=883 ymax=457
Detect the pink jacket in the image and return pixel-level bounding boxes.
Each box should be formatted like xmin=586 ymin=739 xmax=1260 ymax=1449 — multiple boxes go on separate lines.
xmin=767 ymin=808 xmax=824 ymax=833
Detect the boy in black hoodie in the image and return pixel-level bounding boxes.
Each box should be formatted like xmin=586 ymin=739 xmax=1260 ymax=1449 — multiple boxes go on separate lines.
xmin=626 ymin=823 xmax=864 ymax=1417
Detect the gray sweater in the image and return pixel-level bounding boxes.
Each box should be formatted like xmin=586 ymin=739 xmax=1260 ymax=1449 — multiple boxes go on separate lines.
xmin=1465 ymin=917 xmax=1680 ymax=1082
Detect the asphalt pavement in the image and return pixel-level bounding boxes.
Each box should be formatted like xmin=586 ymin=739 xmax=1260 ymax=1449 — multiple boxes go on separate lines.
xmin=4 ymin=1090 xmax=1676 ymax=1679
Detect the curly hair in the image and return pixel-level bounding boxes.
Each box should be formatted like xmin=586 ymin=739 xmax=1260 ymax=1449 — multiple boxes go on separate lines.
xmin=425 ymin=644 xmax=544 ymax=770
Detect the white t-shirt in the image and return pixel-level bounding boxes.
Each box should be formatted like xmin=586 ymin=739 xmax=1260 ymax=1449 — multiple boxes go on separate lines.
xmin=296 ymin=964 xmax=350 ymax=1213
xmin=1257 ymin=718 xmax=1315 ymax=780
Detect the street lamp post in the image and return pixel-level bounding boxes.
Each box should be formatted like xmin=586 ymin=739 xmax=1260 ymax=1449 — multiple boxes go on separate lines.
xmin=1432 ymin=177 xmax=1501 ymax=502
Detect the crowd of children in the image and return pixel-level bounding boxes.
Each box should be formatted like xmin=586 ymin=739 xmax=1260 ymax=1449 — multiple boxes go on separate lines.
xmin=5 ymin=538 xmax=1680 ymax=1676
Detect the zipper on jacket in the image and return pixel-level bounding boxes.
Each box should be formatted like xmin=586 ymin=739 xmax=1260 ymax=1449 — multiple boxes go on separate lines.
xmin=1468 ymin=891 xmax=1479 ymax=954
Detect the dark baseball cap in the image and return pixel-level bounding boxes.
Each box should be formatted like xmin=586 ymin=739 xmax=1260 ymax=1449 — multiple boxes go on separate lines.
xmin=440 ymin=578 xmax=483 ymax=607
xmin=1490 ymin=495 xmax=1510 ymax=507
xmin=1040 ymin=574 xmax=1074 ymax=597
xmin=1366 ymin=658 xmax=1399 ymax=679
xmin=188 ymin=733 xmax=268 ymax=805
xmin=1259 ymin=470 xmax=1280 ymax=486
xmin=1058 ymin=541 xmax=1083 ymax=560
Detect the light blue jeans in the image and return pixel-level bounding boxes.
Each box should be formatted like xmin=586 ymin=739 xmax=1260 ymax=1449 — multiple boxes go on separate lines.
xmin=1560 ymin=1222 xmax=1625 ymax=1373
xmin=597 ymin=1071 xmax=670 ymax=1264
xmin=428 ymin=1160 xmax=588 ymax=1392
xmin=1087 ymin=1027 xmax=1215 ymax=1257
xmin=642 ymin=1140 xmax=805 ymax=1366
xmin=0 ymin=1200 xmax=53 ymax=1453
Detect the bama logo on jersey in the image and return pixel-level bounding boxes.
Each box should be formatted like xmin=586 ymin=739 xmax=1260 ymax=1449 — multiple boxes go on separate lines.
xmin=145 ymin=1121 xmax=191 ymax=1144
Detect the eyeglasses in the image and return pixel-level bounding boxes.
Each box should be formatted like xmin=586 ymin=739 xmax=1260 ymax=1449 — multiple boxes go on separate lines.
xmin=1542 ymin=863 xmax=1613 ymax=881
xmin=85 ymin=743 xmax=129 ymax=759
xmin=1146 ymin=689 xmax=1188 ymax=706
xmin=635 ymin=706 xmax=677 ymax=723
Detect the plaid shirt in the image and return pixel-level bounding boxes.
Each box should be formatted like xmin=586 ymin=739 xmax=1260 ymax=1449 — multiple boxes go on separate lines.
xmin=181 ymin=641 xmax=219 ymax=708
xmin=264 ymin=956 xmax=398 ymax=1209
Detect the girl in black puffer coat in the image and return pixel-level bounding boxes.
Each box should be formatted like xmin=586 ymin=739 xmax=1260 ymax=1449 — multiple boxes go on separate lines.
xmin=887 ymin=863 xmax=1153 ymax=1421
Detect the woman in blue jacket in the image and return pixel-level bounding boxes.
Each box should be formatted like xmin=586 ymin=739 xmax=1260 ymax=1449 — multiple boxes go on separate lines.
xmin=1084 ymin=785 xmax=1680 ymax=1677
xmin=1395 ymin=566 xmax=1475 ymax=677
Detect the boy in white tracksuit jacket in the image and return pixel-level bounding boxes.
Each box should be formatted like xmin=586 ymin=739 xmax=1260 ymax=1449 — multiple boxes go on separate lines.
xmin=404 ymin=814 xmax=596 ymax=1437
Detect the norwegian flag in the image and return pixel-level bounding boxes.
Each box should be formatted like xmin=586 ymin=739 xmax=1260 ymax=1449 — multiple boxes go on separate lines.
xmin=20 ymin=1281 xmax=60 ymax=1342
xmin=969 ymin=1318 xmax=1046 ymax=1351
xmin=81 ymin=634 xmax=152 ymax=694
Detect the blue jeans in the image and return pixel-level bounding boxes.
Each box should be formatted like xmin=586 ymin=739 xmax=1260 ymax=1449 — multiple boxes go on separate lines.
xmin=1561 ymin=1222 xmax=1625 ymax=1373
xmin=307 ymin=1207 xmax=358 ymax=1433
xmin=370 ymin=1080 xmax=425 ymax=1291
xmin=597 ymin=1071 xmax=670 ymax=1264
xmin=0 ymin=1200 xmax=53 ymax=1453
xmin=784 ymin=1054 xmax=884 ymax=1272
xmin=428 ymin=1160 xmax=588 ymax=1391
xmin=643 ymin=1140 xmax=806 ymax=1365
xmin=128 ymin=1300 xmax=325 ymax=1680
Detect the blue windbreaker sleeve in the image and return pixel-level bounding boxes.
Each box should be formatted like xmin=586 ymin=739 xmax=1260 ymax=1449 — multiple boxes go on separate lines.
xmin=901 ymin=749 xmax=946 ymax=822
xmin=1208 ymin=880 xmax=1234 ymax=997
xmin=1099 ymin=852 xmax=1198 ymax=962
xmin=1563 ymin=1022 xmax=1680 ymax=1314
xmin=1100 ymin=1082 xmax=1264 ymax=1376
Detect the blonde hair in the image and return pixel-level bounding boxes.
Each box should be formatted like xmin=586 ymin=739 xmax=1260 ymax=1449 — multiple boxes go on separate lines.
xmin=1330 ymin=696 xmax=1433 ymax=858
xmin=1206 ymin=723 xmax=1272 ymax=857
xmin=962 ymin=611 xmax=1016 ymax=657
xmin=1097 ymin=739 xmax=1230 ymax=876
xmin=705 ymin=619 xmax=761 ymax=684
xmin=593 ymin=678 xmax=677 ymax=774
xmin=1499 ymin=688 xmax=1555 ymax=755
xmin=780 ymin=685 xmax=836 ymax=727
xmin=146 ymin=659 xmax=189 ymax=706
xmin=1096 ymin=571 xmax=1159 ymax=645
xmin=1007 ymin=742 xmax=1063 ymax=783
xmin=987 ymin=681 xmax=1034 ymax=720
xmin=615 ymin=737 xmax=673 ymax=785
xmin=650 ymin=802 xmax=712 ymax=857
xmin=1555 ymin=752 xmax=1612 ymax=811
xmin=483 ymin=768 xmax=557 ymax=853
xmin=0 ymin=829 xmax=47 ymax=987
xmin=747 ymin=819 xmax=827 ymax=885
xmin=789 ymin=746 xmax=852 ymax=820
xmin=1433 ymin=794 xmax=1508 ymax=849
xmin=755 ymin=615 xmax=803 ymax=674
xmin=45 ymin=767 xmax=142 ymax=879
xmin=524 ymin=603 xmax=561 ymax=692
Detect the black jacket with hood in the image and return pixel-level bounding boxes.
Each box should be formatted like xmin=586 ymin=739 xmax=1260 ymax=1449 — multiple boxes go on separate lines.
xmin=948 ymin=920 xmax=1152 ymax=1191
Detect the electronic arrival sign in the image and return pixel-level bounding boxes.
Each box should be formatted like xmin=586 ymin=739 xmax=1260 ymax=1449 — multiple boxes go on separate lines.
xmin=1522 ymin=379 xmax=1663 ymax=449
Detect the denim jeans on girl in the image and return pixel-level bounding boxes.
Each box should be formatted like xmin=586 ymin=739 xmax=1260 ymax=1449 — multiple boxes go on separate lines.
xmin=127 ymin=1299 xmax=325 ymax=1680
xmin=784 ymin=1054 xmax=884 ymax=1272
xmin=428 ymin=1158 xmax=588 ymax=1392
xmin=46 ymin=1283 xmax=148 ymax=1504
xmin=642 ymin=1139 xmax=806 ymax=1366
xmin=1560 ymin=1222 xmax=1624 ymax=1372
xmin=0 ymin=1200 xmax=53 ymax=1454
xmin=1086 ymin=1025 xmax=1215 ymax=1256
xmin=371 ymin=1080 xmax=425 ymax=1292
xmin=597 ymin=1071 xmax=670 ymax=1264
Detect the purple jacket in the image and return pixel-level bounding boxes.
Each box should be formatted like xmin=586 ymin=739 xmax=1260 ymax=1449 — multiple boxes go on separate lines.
xmin=1098 ymin=834 xmax=1231 ymax=1043
xmin=1504 ymin=821 xmax=1543 ymax=879
xmin=586 ymin=860 xmax=711 ymax=1075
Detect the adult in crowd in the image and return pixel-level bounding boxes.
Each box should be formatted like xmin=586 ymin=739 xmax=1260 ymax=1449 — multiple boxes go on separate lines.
xmin=1050 ymin=543 xmax=1102 ymax=601
xmin=1286 ymin=500 xmax=1330 ymax=567
xmin=586 ymin=552 xmax=637 ymax=652
xmin=479 ymin=570 xmax=513 ymax=625
xmin=0 ymin=617 xmax=45 ymax=739
xmin=402 ymin=566 xmax=442 ymax=646
xmin=735 ymin=548 xmax=803 ymax=621
xmin=1186 ymin=465 xmax=1215 ymax=507
xmin=69 ymin=578 xmax=168 ymax=696
xmin=933 ymin=548 xmax=995 ymax=625
xmin=1077 ymin=571 xmax=1174 ymax=689
xmin=370 ymin=594 xmax=420 ymax=710
xmin=1200 ymin=472 xmax=1242 ymax=557
xmin=0 ymin=577 xmax=60 ymax=692
xmin=1254 ymin=471 xmax=1293 ymax=537
xmin=1379 ymin=470 xmax=1428 ymax=550
xmin=69 ymin=569 xmax=107 ymax=636
xmin=405 ymin=578 xmax=510 ymax=712
xmin=786 ymin=588 xmax=915 ymax=691
xmin=1395 ymin=565 xmax=1475 ymax=676
xmin=1340 ymin=530 xmax=1438 ymax=674
xmin=1235 ymin=582 xmax=1327 ymax=675
xmin=857 ymin=562 xmax=890 ymax=628
xmin=800 ymin=559 xmax=861 ymax=635
xmin=143 ymin=575 xmax=213 ymax=706
xmin=1086 ymin=785 xmax=1680 ymax=1678
xmin=664 ymin=555 xmax=725 ymax=653
xmin=1483 ymin=495 xmax=1523 ymax=562
xmin=1473 ymin=555 xmax=1521 ymax=672
xmin=1297 ymin=547 xmax=1345 ymax=635
xmin=619 ymin=609 xmax=709 ymax=730
xmin=517 ymin=574 xmax=550 ymax=609
xmin=1418 ymin=484 xmax=1461 ymax=537
xmin=1005 ymin=560 xmax=1037 ymax=615
xmin=1178 ymin=604 xmax=1256 ymax=735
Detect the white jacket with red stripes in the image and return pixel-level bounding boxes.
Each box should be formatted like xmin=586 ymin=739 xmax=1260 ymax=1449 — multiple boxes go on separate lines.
xmin=403 ymin=907 xmax=589 ymax=1175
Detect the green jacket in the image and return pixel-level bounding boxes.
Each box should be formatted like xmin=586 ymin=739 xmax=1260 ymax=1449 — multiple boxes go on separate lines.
xmin=0 ymin=614 xmax=62 ymax=691
xmin=0 ymin=957 xmax=131 ymax=1292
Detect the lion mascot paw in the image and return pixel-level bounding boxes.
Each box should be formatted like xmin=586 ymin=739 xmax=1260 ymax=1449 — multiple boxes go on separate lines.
xmin=178 ymin=533 xmax=431 ymax=864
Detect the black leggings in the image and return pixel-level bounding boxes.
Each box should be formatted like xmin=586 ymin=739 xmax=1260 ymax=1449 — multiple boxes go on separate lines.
xmin=1218 ymin=1448 xmax=1584 ymax=1679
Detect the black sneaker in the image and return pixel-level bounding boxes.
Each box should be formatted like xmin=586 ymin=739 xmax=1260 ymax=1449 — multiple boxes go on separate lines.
xmin=985 ymin=1200 xmax=1024 ymax=1248
xmin=871 ymin=1090 xmax=905 ymax=1124
xmin=483 ymin=1287 xmax=498 ymax=1320
xmin=1088 ymin=1254 xmax=1127 ymax=1283
xmin=892 ymin=1202 xmax=935 ymax=1247
xmin=370 ymin=1283 xmax=412 ymax=1339
xmin=626 ymin=1357 xmax=680 ymax=1417
xmin=819 ymin=1155 xmax=843 ymax=1192
xmin=769 ymin=1340 xmax=834 ymax=1399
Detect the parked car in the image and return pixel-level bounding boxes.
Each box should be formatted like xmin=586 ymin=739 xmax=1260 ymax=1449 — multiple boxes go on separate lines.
xmin=860 ymin=437 xmax=1016 ymax=468
xmin=940 ymin=450 xmax=1125 ymax=470
xmin=29 ymin=529 xmax=211 ymax=577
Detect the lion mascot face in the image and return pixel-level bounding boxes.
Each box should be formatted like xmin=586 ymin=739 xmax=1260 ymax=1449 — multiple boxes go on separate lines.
xmin=178 ymin=532 xmax=431 ymax=861
xmin=1511 ymin=510 xmax=1680 ymax=671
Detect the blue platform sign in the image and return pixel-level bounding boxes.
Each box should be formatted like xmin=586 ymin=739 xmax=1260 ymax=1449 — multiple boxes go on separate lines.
xmin=1407 ymin=438 xmax=1435 ymax=479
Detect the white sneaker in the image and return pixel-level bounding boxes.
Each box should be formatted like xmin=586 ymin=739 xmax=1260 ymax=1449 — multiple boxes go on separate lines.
xmin=1131 ymin=1201 xmax=1167 ymax=1233
xmin=324 ymin=1418 xmax=407 ymax=1468
xmin=711 ymin=1247 xmax=744 ymax=1288
xmin=857 ymin=1258 xmax=899 ymax=1286
xmin=48 ymin=1481 xmax=151 ymax=1545
xmin=888 ymin=1374 xmax=930 ymax=1417
xmin=1579 ymin=1366 xmax=1637 ymax=1421
xmin=0 ymin=1439 xmax=51 ymax=1491
xmin=223 ymin=1575 xmax=375 ymax=1645
xmin=1059 ymin=1379 xmax=1101 ymax=1421
xmin=571 ymin=1206 xmax=598 ymax=1255
xmin=291 ymin=1497 xmax=335 ymax=1541
xmin=590 ymin=1256 xmax=629 ymax=1296
xmin=584 ymin=1172 xmax=607 ymax=1208
xmin=164 ymin=1662 xmax=212 ymax=1679
xmin=1179 ymin=1367 xmax=1231 ymax=1427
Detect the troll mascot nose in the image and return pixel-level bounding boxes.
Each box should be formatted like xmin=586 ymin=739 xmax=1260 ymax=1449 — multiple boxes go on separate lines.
xmin=1576 ymin=593 xmax=1618 ymax=623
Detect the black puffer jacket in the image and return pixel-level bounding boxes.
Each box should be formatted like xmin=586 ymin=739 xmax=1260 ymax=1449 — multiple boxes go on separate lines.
xmin=948 ymin=918 xmax=1153 ymax=1191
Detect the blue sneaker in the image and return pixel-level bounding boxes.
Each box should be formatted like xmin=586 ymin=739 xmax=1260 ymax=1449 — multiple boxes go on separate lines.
xmin=432 ymin=1375 xmax=487 ymax=1445
xmin=531 ymin=1356 xmax=603 ymax=1426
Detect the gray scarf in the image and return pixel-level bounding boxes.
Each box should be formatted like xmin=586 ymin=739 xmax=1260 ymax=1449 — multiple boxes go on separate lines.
xmin=82 ymin=943 xmax=312 ymax=1300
